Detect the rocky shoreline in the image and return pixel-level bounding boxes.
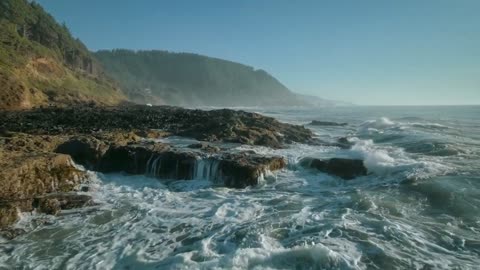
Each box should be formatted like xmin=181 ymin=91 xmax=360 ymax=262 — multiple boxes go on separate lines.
xmin=0 ymin=105 xmax=367 ymax=235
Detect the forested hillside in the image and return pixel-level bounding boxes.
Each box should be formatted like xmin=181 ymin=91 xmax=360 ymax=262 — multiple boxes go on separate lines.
xmin=0 ymin=0 xmax=329 ymax=109
xmin=95 ymin=50 xmax=303 ymax=106
xmin=0 ymin=0 xmax=125 ymax=109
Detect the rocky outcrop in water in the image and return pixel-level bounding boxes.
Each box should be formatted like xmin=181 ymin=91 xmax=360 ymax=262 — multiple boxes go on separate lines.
xmin=33 ymin=193 xmax=94 ymax=215
xmin=300 ymin=157 xmax=367 ymax=180
xmin=217 ymin=153 xmax=286 ymax=188
xmin=96 ymin=143 xmax=286 ymax=188
xmin=0 ymin=105 xmax=312 ymax=231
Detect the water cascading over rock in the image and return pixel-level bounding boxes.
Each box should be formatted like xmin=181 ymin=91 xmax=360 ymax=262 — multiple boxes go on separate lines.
xmin=96 ymin=143 xmax=286 ymax=188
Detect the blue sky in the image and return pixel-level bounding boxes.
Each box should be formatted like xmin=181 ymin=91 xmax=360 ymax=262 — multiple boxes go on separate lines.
xmin=37 ymin=0 xmax=480 ymax=105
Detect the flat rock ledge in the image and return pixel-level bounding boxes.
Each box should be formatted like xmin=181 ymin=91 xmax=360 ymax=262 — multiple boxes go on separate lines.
xmin=71 ymin=141 xmax=287 ymax=189
xmin=0 ymin=105 xmax=317 ymax=148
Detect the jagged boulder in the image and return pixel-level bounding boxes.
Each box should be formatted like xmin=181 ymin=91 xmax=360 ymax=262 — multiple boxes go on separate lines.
xmin=217 ymin=153 xmax=286 ymax=188
xmin=0 ymin=152 xmax=86 ymax=229
xmin=33 ymin=193 xmax=94 ymax=215
xmin=0 ymin=204 xmax=18 ymax=229
xmin=0 ymin=153 xmax=86 ymax=201
xmin=300 ymin=157 xmax=367 ymax=180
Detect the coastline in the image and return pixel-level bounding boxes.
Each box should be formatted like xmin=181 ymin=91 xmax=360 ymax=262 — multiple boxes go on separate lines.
xmin=0 ymin=105 xmax=366 ymax=234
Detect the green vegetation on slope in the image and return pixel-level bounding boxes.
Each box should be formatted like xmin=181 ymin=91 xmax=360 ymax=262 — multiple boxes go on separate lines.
xmin=95 ymin=49 xmax=303 ymax=106
xmin=0 ymin=0 xmax=125 ymax=110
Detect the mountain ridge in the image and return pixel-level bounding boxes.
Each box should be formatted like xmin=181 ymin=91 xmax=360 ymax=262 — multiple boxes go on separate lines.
xmin=94 ymin=49 xmax=305 ymax=107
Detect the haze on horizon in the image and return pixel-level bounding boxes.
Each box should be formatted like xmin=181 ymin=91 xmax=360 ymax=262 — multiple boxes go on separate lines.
xmin=37 ymin=0 xmax=480 ymax=106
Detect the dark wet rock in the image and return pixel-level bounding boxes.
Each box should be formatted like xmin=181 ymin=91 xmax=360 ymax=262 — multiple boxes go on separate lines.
xmin=0 ymin=228 xmax=26 ymax=240
xmin=217 ymin=153 xmax=286 ymax=188
xmin=338 ymin=137 xmax=350 ymax=145
xmin=33 ymin=193 xmax=94 ymax=215
xmin=300 ymin=157 xmax=367 ymax=180
xmin=188 ymin=142 xmax=220 ymax=153
xmin=35 ymin=196 xmax=61 ymax=215
xmin=0 ymin=105 xmax=315 ymax=148
xmin=309 ymin=120 xmax=347 ymax=126
xmin=336 ymin=137 xmax=354 ymax=149
xmin=97 ymin=142 xmax=286 ymax=188
xmin=98 ymin=143 xmax=180 ymax=175
xmin=0 ymin=204 xmax=18 ymax=229
xmin=55 ymin=136 xmax=108 ymax=169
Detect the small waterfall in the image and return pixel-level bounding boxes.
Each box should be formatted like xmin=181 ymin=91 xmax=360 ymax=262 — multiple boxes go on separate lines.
xmin=145 ymin=154 xmax=221 ymax=181
xmin=146 ymin=154 xmax=154 ymax=175
xmin=146 ymin=154 xmax=163 ymax=177
xmin=193 ymin=158 xmax=222 ymax=182
xmin=258 ymin=169 xmax=277 ymax=184
xmin=144 ymin=154 xmax=272 ymax=185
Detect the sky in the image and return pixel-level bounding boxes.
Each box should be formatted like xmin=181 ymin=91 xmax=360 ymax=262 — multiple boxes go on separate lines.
xmin=36 ymin=0 xmax=480 ymax=105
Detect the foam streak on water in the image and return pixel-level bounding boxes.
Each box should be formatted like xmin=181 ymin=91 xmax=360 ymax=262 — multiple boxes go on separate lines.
xmin=2 ymin=106 xmax=480 ymax=269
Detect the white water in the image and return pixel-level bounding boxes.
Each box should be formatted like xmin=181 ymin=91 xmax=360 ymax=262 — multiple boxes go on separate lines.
xmin=2 ymin=106 xmax=480 ymax=269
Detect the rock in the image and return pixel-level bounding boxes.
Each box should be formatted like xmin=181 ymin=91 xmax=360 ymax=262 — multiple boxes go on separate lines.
xmin=55 ymin=136 xmax=107 ymax=169
xmin=97 ymin=143 xmax=286 ymax=188
xmin=33 ymin=193 xmax=94 ymax=215
xmin=134 ymin=129 xmax=170 ymax=139
xmin=217 ymin=153 xmax=286 ymax=188
xmin=0 ymin=153 xmax=86 ymax=228
xmin=98 ymin=143 xmax=175 ymax=175
xmin=0 ymin=132 xmax=68 ymax=153
xmin=0 ymin=105 xmax=316 ymax=148
xmin=309 ymin=120 xmax=347 ymax=126
xmin=0 ymin=204 xmax=18 ymax=229
xmin=0 ymin=228 xmax=26 ymax=240
xmin=300 ymin=157 xmax=367 ymax=180
xmin=187 ymin=142 xmax=220 ymax=153
xmin=98 ymin=142 xmax=198 ymax=179
xmin=338 ymin=137 xmax=350 ymax=145
xmin=0 ymin=153 xmax=86 ymax=201
xmin=34 ymin=196 xmax=61 ymax=215
xmin=336 ymin=137 xmax=353 ymax=149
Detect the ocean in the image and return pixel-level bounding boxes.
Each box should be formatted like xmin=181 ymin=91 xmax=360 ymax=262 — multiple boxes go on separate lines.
xmin=2 ymin=106 xmax=479 ymax=269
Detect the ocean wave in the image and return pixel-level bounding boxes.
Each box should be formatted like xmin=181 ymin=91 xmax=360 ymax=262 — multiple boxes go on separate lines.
xmin=358 ymin=117 xmax=451 ymax=137
xmin=346 ymin=139 xmax=451 ymax=180
xmin=358 ymin=117 xmax=396 ymax=133
xmin=410 ymin=122 xmax=450 ymax=130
